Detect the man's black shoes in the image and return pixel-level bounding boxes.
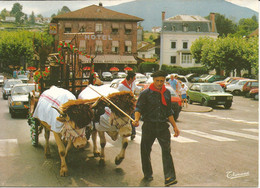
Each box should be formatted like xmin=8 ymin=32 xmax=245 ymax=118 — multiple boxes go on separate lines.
xmin=143 ymin=175 xmax=153 ymax=181
xmin=165 ymin=177 xmax=177 ymax=186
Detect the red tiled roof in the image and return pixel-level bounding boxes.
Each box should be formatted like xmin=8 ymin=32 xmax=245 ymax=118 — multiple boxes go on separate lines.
xmin=53 ymin=5 xmax=143 ymax=22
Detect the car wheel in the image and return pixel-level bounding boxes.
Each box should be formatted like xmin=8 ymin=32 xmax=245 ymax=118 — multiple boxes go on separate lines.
xmin=10 ymin=111 xmax=15 ymax=118
xmin=187 ymin=96 xmax=193 ymax=104
xmin=201 ymin=98 xmax=208 ymax=106
xmin=245 ymin=92 xmax=250 ymax=98
xmin=232 ymin=90 xmax=240 ymax=95
xmin=254 ymin=94 xmax=258 ymax=100
xmin=3 ymin=94 xmax=7 ymax=100
xmin=224 ymin=102 xmax=232 ymax=109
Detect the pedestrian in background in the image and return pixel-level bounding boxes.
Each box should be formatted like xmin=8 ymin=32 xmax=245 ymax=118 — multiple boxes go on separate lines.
xmin=118 ymin=71 xmax=141 ymax=140
xmin=180 ymin=83 xmax=188 ymax=108
xmin=168 ymin=74 xmax=178 ymax=91
xmin=133 ymin=70 xmax=180 ymax=186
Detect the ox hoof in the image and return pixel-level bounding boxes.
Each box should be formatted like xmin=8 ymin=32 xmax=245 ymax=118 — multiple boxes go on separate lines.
xmin=115 ymin=156 xmax=124 ymax=165
xmin=99 ymin=159 xmax=105 ymax=166
xmin=60 ymin=168 xmax=68 ymax=177
xmin=94 ymin=152 xmax=100 ymax=157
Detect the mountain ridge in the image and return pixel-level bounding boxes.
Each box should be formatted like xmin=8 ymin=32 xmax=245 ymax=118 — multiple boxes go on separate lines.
xmin=106 ymin=0 xmax=258 ymax=31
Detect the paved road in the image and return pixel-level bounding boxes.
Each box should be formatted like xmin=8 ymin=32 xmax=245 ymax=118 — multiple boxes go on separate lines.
xmin=0 ymin=87 xmax=258 ymax=187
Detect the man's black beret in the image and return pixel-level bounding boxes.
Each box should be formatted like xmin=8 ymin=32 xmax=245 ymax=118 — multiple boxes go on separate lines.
xmin=151 ymin=70 xmax=168 ymax=78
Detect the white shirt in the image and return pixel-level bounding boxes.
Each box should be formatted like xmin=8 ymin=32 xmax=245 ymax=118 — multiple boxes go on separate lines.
xmin=118 ymin=80 xmax=141 ymax=93
xmin=180 ymin=87 xmax=188 ymax=95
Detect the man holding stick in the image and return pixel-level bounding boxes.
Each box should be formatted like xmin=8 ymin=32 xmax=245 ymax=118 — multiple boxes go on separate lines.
xmin=132 ymin=70 xmax=180 ymax=186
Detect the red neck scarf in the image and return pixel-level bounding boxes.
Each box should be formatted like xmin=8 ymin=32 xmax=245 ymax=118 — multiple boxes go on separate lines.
xmin=149 ymin=83 xmax=167 ymax=106
xmin=121 ymin=79 xmax=132 ymax=90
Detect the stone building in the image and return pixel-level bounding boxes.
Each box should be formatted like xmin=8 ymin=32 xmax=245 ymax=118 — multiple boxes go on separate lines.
xmin=51 ymin=3 xmax=143 ymax=73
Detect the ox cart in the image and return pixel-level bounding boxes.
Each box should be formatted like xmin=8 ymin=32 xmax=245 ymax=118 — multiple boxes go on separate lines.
xmin=27 ymin=41 xmax=97 ymax=146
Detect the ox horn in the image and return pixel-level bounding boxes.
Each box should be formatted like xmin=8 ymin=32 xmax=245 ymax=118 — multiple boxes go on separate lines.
xmin=51 ymin=106 xmax=64 ymax=115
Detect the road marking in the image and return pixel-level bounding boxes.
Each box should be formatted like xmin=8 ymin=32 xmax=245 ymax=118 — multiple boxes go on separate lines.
xmin=0 ymin=139 xmax=20 ymax=157
xmin=171 ymin=136 xmax=198 ymax=143
xmin=189 ymin=112 xmax=258 ymax=125
xmin=241 ymin=129 xmax=259 ymax=133
xmin=182 ymin=130 xmax=236 ymax=141
xmin=213 ymin=130 xmax=259 ymax=141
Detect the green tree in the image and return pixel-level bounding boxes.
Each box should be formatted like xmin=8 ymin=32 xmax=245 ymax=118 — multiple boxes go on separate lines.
xmin=57 ymin=6 xmax=71 ymax=15
xmin=207 ymin=13 xmax=236 ymax=37
xmin=29 ymin=11 xmax=35 ymax=24
xmin=0 ymin=8 xmax=10 ymax=20
xmin=10 ymin=3 xmax=24 ymax=24
xmin=243 ymin=36 xmax=258 ymax=74
xmin=235 ymin=17 xmax=258 ymax=37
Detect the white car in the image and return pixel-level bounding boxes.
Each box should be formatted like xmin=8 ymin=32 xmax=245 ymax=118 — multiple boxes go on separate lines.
xmin=135 ymin=73 xmax=147 ymax=83
xmin=166 ymin=74 xmax=190 ymax=87
xmin=117 ymin=72 xmax=127 ymax=78
xmin=101 ymin=72 xmax=113 ymax=81
xmin=0 ymin=75 xmax=4 ymax=86
xmin=226 ymin=79 xmax=252 ymax=95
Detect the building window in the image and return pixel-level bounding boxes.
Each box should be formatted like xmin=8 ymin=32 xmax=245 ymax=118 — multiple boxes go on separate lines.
xmin=64 ymin=23 xmax=72 ymax=33
xmin=172 ymin=26 xmax=176 ymax=31
xmin=171 ymin=41 xmax=176 ymax=49
xmin=79 ymin=40 xmax=86 ymax=52
xmin=112 ymin=41 xmax=119 ymax=53
xmin=183 ymin=24 xmax=188 ymax=32
xmin=125 ymin=41 xmax=132 ymax=53
xmin=183 ymin=42 xmax=188 ymax=49
xmin=95 ymin=40 xmax=103 ymax=52
xmin=170 ymin=56 xmax=176 ymax=64
xmin=142 ymin=54 xmax=145 ymax=58
xmin=112 ymin=23 xmax=119 ymax=34
xmin=95 ymin=23 xmax=103 ymax=33
xmin=197 ymin=26 xmax=201 ymax=32
xmin=125 ymin=24 xmax=132 ymax=34
xmin=181 ymin=53 xmax=192 ymax=64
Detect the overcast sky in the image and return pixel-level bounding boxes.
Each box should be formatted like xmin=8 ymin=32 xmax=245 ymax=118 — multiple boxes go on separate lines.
xmin=0 ymin=0 xmax=258 ymax=17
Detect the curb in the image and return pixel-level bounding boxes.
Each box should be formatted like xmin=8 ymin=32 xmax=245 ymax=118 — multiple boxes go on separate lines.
xmin=181 ymin=104 xmax=213 ymax=112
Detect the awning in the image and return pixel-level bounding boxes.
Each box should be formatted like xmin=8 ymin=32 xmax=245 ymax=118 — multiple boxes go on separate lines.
xmin=112 ymin=23 xmax=119 ymax=29
xmin=125 ymin=24 xmax=132 ymax=30
xmin=80 ymin=55 xmax=137 ymax=64
xmin=125 ymin=41 xmax=132 ymax=46
xmin=112 ymin=41 xmax=119 ymax=47
xmin=65 ymin=23 xmax=71 ymax=27
xmin=96 ymin=40 xmax=103 ymax=46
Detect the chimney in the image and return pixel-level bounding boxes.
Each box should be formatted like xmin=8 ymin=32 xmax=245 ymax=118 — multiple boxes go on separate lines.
xmin=99 ymin=2 xmax=103 ymax=6
xmin=210 ymin=12 xmax=215 ymax=32
xmin=162 ymin=11 xmax=165 ymax=21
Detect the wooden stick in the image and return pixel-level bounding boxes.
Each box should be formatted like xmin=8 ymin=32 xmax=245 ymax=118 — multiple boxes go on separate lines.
xmin=88 ymin=85 xmax=135 ymax=122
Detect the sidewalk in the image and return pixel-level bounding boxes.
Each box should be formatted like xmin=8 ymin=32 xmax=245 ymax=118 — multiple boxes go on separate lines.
xmin=181 ymin=104 xmax=213 ymax=112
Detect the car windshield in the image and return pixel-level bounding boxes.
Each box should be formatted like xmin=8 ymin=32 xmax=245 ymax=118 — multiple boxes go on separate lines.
xmin=12 ymin=85 xmax=35 ymax=95
xmin=17 ymin=75 xmax=27 ymax=79
xmin=201 ymin=84 xmax=224 ymax=92
xmin=5 ymin=80 xmax=22 ymax=88
xmin=251 ymin=82 xmax=259 ymax=87
xmin=165 ymin=86 xmax=178 ymax=97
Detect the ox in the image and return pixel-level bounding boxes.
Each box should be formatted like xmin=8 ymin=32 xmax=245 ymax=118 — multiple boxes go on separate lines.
xmin=32 ymin=86 xmax=94 ymax=176
xmin=78 ymin=85 xmax=136 ymax=166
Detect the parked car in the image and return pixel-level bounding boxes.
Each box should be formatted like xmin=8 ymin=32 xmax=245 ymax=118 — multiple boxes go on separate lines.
xmin=144 ymin=72 xmax=153 ymax=78
xmin=187 ymin=83 xmax=233 ymax=109
xmin=117 ymin=72 xmax=127 ymax=78
xmin=0 ymin=75 xmax=4 ymax=86
xmin=225 ymin=79 xmax=252 ymax=95
xmin=137 ymin=83 xmax=182 ymax=121
xmin=2 ymin=79 xmax=23 ymax=100
xmin=242 ymin=80 xmax=258 ymax=96
xmin=206 ymin=75 xmax=226 ymax=83
xmin=101 ymin=72 xmax=113 ymax=81
xmin=198 ymin=75 xmax=212 ymax=82
xmin=17 ymin=74 xmax=29 ymax=83
xmin=8 ymin=83 xmax=38 ymax=118
xmin=166 ymin=74 xmax=190 ymax=87
xmin=249 ymin=88 xmax=258 ymax=100
xmin=186 ymin=73 xmax=200 ymax=82
xmin=135 ymin=73 xmax=147 ymax=83
xmin=191 ymin=74 xmax=208 ymax=82
xmin=215 ymin=77 xmax=245 ymax=89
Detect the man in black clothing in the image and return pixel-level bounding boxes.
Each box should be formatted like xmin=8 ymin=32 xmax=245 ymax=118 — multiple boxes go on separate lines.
xmin=132 ymin=70 xmax=180 ymax=186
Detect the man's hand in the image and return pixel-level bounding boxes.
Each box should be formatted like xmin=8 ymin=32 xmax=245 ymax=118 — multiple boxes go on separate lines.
xmin=132 ymin=120 xmax=139 ymax=127
xmin=173 ymin=127 xmax=180 ymax=137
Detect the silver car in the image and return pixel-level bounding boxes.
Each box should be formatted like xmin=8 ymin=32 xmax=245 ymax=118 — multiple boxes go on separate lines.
xmin=8 ymin=83 xmax=38 ymax=118
xmin=0 ymin=75 xmax=4 ymax=86
xmin=2 ymin=79 xmax=23 ymax=100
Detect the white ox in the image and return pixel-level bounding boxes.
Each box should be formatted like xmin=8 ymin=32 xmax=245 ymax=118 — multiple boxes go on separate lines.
xmin=78 ymin=85 xmax=135 ymax=166
xmin=32 ymin=86 xmax=94 ymax=176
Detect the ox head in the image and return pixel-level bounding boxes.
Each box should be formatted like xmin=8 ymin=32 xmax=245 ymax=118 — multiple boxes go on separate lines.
xmin=52 ymin=99 xmax=94 ymax=148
